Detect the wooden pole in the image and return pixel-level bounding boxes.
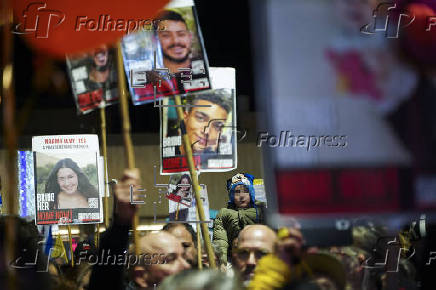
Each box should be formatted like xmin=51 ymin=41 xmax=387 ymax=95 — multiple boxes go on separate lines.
xmin=95 ymin=223 xmax=100 ymax=247
xmin=175 ymin=201 xmax=180 ymax=221
xmin=2 ymin=1 xmax=17 ymax=288
xmin=67 ymin=226 xmax=74 ymax=267
xmin=100 ymin=107 xmax=110 ymax=230
xmin=196 ymin=207 xmax=202 ymax=270
xmin=173 ymin=95 xmax=216 ymax=269
xmin=116 ymin=42 xmax=139 ymax=254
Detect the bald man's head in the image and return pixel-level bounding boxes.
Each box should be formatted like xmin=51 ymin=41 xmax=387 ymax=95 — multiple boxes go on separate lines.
xmin=238 ymin=225 xmax=277 ymax=247
xmin=232 ymin=225 xmax=277 ymax=284
xmin=138 ymin=231 xmax=180 ymax=255
xmin=134 ymin=231 xmax=191 ymax=288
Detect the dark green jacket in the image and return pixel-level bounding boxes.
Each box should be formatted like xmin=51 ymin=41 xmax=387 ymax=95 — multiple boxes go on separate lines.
xmin=212 ymin=201 xmax=265 ymax=264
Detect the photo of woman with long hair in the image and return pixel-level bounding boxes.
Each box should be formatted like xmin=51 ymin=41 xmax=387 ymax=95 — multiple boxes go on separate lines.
xmin=45 ymin=158 xmax=99 ymax=209
xmin=175 ymin=174 xmax=192 ymax=201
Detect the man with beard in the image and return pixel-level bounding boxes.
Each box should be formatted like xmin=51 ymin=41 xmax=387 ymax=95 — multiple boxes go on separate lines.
xmin=157 ymin=10 xmax=193 ymax=74
xmin=232 ymin=225 xmax=277 ymax=286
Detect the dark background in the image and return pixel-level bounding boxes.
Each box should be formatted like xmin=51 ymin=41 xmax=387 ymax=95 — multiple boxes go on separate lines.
xmin=3 ymin=0 xmax=254 ymax=138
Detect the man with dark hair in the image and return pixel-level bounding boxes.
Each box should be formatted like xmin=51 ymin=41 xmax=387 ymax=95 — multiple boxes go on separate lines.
xmin=157 ymin=10 xmax=193 ymax=74
xmin=163 ymin=223 xmax=198 ymax=267
xmin=182 ymin=92 xmax=233 ymax=155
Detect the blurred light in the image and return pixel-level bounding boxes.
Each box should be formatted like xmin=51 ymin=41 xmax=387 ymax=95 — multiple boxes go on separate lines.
xmin=2 ymin=64 xmax=13 ymax=90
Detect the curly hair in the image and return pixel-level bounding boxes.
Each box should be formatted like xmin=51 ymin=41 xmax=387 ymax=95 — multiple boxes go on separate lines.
xmin=45 ymin=158 xmax=99 ymax=209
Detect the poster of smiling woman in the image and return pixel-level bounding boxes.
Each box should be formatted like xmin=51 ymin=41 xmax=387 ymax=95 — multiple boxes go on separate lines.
xmin=32 ymin=135 xmax=103 ymax=225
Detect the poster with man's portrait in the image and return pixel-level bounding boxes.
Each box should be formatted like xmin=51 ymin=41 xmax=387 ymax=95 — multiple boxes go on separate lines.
xmin=122 ymin=0 xmax=210 ymax=105
xmin=66 ymin=45 xmax=118 ymax=114
xmin=32 ymin=135 xmax=103 ymax=225
xmin=160 ymin=67 xmax=237 ymax=173
xmin=160 ymin=89 xmax=236 ymax=173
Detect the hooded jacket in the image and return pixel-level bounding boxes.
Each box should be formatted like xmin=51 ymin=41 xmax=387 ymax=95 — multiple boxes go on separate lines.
xmin=212 ymin=173 xmax=265 ymax=264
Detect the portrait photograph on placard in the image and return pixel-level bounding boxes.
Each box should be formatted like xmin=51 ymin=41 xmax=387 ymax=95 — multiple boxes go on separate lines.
xmin=167 ymin=173 xmax=210 ymax=227
xmin=66 ymin=45 xmax=118 ymax=114
xmin=34 ymin=151 xmax=101 ymax=225
xmin=160 ymin=88 xmax=236 ymax=174
xmin=122 ymin=0 xmax=210 ymax=105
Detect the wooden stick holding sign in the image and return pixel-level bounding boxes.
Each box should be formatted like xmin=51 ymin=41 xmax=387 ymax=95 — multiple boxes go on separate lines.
xmin=100 ymin=107 xmax=110 ymax=230
xmin=173 ymin=95 xmax=216 ymax=269
xmin=116 ymin=42 xmax=139 ymax=255
xmin=67 ymin=225 xmax=74 ymax=267
xmin=196 ymin=207 xmax=203 ymax=270
xmin=175 ymin=201 xmax=180 ymax=221
xmin=96 ymin=223 xmax=100 ymax=247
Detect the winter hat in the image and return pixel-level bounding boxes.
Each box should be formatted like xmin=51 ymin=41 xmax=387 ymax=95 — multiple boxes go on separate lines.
xmin=227 ymin=173 xmax=256 ymax=207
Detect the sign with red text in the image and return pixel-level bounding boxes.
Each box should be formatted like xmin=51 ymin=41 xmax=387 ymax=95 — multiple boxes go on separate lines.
xmin=66 ymin=46 xmax=119 ymax=114
xmin=32 ymin=135 xmax=103 ymax=225
xmin=160 ymin=68 xmax=237 ymax=173
xmin=121 ymin=0 xmax=210 ymax=105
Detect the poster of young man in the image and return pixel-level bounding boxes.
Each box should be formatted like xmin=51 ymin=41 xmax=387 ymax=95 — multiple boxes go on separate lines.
xmin=122 ymin=0 xmax=210 ymax=105
xmin=66 ymin=45 xmax=118 ymax=114
xmin=160 ymin=67 xmax=236 ymax=174
xmin=32 ymin=135 xmax=103 ymax=225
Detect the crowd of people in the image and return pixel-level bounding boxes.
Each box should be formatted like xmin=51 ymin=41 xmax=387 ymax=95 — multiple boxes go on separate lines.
xmin=1 ymin=169 xmax=435 ymax=290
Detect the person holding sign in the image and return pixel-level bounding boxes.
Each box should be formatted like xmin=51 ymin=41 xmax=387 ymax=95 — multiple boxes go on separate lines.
xmin=45 ymin=158 xmax=99 ymax=209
